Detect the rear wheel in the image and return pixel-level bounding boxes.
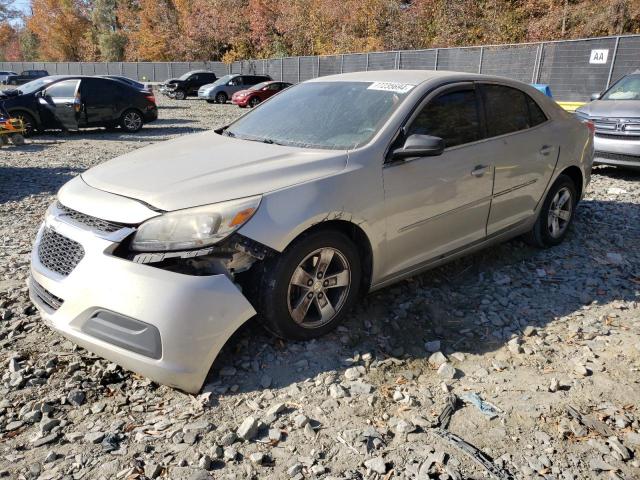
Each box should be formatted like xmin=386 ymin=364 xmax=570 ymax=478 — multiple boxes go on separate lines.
xmin=249 ymin=97 xmax=261 ymax=108
xmin=249 ymin=230 xmax=361 ymax=340
xmin=524 ymin=174 xmax=577 ymax=248
xmin=120 ymin=109 xmax=144 ymax=133
xmin=215 ymin=92 xmax=228 ymax=104
xmin=173 ymin=89 xmax=186 ymax=100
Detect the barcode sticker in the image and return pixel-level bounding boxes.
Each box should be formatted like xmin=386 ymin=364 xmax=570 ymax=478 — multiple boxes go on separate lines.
xmin=367 ymin=82 xmax=414 ymax=93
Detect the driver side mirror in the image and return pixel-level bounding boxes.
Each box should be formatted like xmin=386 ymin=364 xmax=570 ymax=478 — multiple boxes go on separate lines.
xmin=590 ymin=92 xmax=601 ymax=101
xmin=392 ymin=134 xmax=445 ymax=159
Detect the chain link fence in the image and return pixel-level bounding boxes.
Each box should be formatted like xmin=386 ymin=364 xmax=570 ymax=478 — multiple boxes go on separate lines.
xmin=2 ymin=34 xmax=639 ymax=101
xmin=231 ymin=34 xmax=640 ymax=101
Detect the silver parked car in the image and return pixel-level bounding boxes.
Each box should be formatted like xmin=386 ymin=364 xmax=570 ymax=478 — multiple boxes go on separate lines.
xmin=575 ymin=70 xmax=640 ymax=169
xmin=198 ymin=74 xmax=272 ymax=104
xmin=29 ymin=71 xmax=593 ymax=392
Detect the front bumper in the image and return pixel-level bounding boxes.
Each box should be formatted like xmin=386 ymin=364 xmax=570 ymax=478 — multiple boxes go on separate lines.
xmin=232 ymin=96 xmax=249 ymax=107
xmin=29 ymin=207 xmax=256 ymax=393
xmin=197 ymin=89 xmax=214 ymax=100
xmin=594 ymin=134 xmax=640 ymax=168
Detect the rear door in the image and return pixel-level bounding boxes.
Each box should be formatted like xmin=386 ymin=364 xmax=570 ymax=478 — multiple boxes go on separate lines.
xmin=478 ymin=83 xmax=557 ymax=235
xmin=81 ymin=78 xmax=120 ymax=126
xmin=38 ymin=79 xmax=81 ymax=130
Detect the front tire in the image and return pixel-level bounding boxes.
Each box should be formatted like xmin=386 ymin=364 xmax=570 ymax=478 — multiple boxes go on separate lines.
xmin=12 ymin=111 xmax=36 ymax=137
xmin=120 ymin=109 xmax=144 ymax=133
xmin=215 ymin=92 xmax=228 ymax=104
xmin=173 ymin=89 xmax=186 ymax=100
xmin=250 ymin=230 xmax=361 ymax=340
xmin=524 ymin=174 xmax=577 ymax=248
xmin=249 ymin=97 xmax=261 ymax=108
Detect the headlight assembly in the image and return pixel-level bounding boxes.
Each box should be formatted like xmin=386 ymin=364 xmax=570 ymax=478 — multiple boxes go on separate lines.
xmin=130 ymin=196 xmax=261 ymax=252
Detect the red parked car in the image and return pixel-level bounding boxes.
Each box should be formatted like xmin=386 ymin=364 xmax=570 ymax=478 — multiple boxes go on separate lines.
xmin=231 ymin=81 xmax=292 ymax=108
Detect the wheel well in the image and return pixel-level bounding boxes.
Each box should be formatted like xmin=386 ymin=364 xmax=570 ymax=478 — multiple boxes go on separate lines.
xmin=289 ymin=220 xmax=374 ymax=294
xmin=559 ymin=166 xmax=584 ymax=200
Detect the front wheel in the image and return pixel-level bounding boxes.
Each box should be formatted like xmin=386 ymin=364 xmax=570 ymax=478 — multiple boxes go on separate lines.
xmin=215 ymin=92 xmax=227 ymax=104
xmin=12 ymin=111 xmax=36 ymax=137
xmin=249 ymin=231 xmax=361 ymax=340
xmin=173 ymin=89 xmax=186 ymax=100
xmin=249 ymin=97 xmax=261 ymax=108
xmin=120 ymin=109 xmax=144 ymax=133
xmin=524 ymin=174 xmax=577 ymax=248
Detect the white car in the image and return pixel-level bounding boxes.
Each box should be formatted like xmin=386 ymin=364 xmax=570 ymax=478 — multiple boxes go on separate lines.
xmin=29 ymin=70 xmax=593 ymax=392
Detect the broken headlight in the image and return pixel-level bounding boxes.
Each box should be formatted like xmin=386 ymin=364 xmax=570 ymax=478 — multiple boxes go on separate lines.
xmin=130 ymin=196 xmax=261 ymax=252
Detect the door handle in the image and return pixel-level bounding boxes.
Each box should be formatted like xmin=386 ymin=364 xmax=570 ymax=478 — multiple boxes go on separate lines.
xmin=539 ymin=145 xmax=553 ymax=156
xmin=471 ymin=165 xmax=488 ymax=177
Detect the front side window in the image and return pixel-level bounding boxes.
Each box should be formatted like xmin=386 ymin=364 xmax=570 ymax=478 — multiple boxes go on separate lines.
xmin=225 ymin=81 xmax=412 ymax=150
xmin=602 ymin=74 xmax=640 ymax=100
xmin=408 ymin=89 xmax=481 ymax=148
xmin=44 ymin=79 xmax=80 ymax=98
xmin=482 ymin=85 xmax=531 ymax=137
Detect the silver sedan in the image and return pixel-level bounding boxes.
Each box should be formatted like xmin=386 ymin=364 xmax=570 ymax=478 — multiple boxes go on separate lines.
xmin=29 ymin=70 xmax=593 ymax=392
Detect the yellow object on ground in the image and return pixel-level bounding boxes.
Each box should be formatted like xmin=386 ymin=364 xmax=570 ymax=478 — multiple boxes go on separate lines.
xmin=0 ymin=117 xmax=26 ymax=146
xmin=556 ymin=101 xmax=586 ymax=112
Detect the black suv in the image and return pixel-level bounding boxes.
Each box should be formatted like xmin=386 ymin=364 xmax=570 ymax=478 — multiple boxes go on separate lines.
xmin=160 ymin=70 xmax=217 ymax=100
xmin=6 ymin=70 xmax=49 ymax=85
xmin=0 ymin=75 xmax=158 ymax=135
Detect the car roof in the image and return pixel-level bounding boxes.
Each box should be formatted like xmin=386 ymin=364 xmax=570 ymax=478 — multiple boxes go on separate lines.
xmin=306 ymin=69 xmax=532 ymax=86
xmin=185 ymin=70 xmax=214 ymax=74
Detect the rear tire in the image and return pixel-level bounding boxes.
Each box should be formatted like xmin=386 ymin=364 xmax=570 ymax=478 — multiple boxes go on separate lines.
xmin=248 ymin=230 xmax=361 ymax=340
xmin=524 ymin=174 xmax=577 ymax=248
xmin=215 ymin=92 xmax=227 ymax=104
xmin=119 ymin=109 xmax=144 ymax=133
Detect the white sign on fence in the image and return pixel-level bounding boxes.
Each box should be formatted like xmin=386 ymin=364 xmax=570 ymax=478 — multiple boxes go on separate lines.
xmin=589 ymin=49 xmax=609 ymax=64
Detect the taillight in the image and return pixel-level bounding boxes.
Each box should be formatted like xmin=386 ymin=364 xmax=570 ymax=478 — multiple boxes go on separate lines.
xmin=585 ymin=120 xmax=595 ymax=134
xmin=145 ymin=94 xmax=156 ymax=104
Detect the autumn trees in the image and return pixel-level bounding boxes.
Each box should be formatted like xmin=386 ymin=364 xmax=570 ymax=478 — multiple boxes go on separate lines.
xmin=1 ymin=0 xmax=639 ymax=63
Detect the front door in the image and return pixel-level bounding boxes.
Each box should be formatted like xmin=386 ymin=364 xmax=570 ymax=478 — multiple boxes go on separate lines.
xmin=381 ymin=84 xmax=494 ymax=280
xmin=38 ymin=79 xmax=80 ymax=130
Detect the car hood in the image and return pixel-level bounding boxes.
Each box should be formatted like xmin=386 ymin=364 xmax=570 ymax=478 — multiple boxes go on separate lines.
xmin=0 ymin=89 xmax=21 ymax=99
xmin=577 ymin=100 xmax=640 ymax=118
xmin=81 ymin=130 xmax=348 ymax=211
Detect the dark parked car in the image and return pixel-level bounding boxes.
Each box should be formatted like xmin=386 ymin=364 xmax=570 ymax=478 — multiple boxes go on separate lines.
xmin=231 ymin=81 xmax=292 ymax=107
xmin=101 ymin=75 xmax=151 ymax=92
xmin=6 ymin=70 xmax=49 ymax=85
xmin=0 ymin=75 xmax=158 ymax=135
xmin=0 ymin=71 xmax=18 ymax=84
xmin=160 ymin=70 xmax=217 ymax=100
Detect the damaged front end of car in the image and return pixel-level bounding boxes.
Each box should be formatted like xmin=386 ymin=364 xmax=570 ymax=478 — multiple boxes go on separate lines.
xmin=28 ymin=177 xmax=274 ymax=393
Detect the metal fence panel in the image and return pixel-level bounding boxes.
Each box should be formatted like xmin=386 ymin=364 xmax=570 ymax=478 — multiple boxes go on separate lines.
xmin=299 ymin=56 xmax=318 ymax=81
xmin=282 ymin=57 xmax=299 ymax=83
xmin=437 ymin=47 xmax=481 ymax=72
xmin=399 ymin=49 xmax=437 ymax=70
xmin=610 ymin=36 xmax=640 ymax=85
xmin=481 ymin=44 xmax=537 ymax=82
xmin=538 ymin=37 xmax=617 ymax=101
xmin=319 ymin=55 xmax=340 ymax=77
xmin=342 ymin=53 xmax=367 ymax=73
xmin=367 ymin=52 xmax=396 ymax=71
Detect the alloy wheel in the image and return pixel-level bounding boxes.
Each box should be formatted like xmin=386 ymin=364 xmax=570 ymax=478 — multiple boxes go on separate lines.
xmin=287 ymin=247 xmax=351 ymax=329
xmin=547 ymin=187 xmax=573 ymax=238
xmin=123 ymin=111 xmax=142 ymax=131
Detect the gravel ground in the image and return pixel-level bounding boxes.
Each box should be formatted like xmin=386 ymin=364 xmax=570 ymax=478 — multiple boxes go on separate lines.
xmin=1 ymin=93 xmax=639 ymax=480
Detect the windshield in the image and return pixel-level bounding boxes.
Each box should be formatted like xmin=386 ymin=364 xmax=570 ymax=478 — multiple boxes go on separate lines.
xmin=250 ymin=81 xmax=270 ymax=91
xmin=178 ymin=72 xmax=195 ymax=80
xmin=225 ymin=81 xmax=412 ymax=149
xmin=208 ymin=75 xmax=234 ymax=88
xmin=602 ymin=75 xmax=640 ymax=100
xmin=18 ymin=77 xmax=55 ymax=94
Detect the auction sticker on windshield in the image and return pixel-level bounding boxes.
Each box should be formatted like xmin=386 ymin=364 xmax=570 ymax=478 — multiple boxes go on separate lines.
xmin=367 ymin=82 xmax=414 ymax=94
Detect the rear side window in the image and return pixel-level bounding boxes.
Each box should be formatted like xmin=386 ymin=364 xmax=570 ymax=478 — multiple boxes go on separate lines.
xmin=408 ymin=89 xmax=481 ymax=148
xmin=45 ymin=79 xmax=79 ymax=98
xmin=83 ymin=78 xmax=120 ymax=101
xmin=482 ymin=84 xmax=540 ymax=137
xmin=526 ymin=96 xmax=547 ymax=126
